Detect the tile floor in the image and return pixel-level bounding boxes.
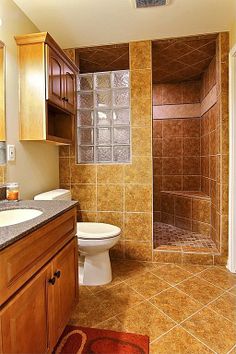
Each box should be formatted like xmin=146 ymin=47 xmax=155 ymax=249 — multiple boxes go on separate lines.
xmin=154 ymin=222 xmax=218 ymax=253
xmin=70 ymin=260 xmax=236 ymax=354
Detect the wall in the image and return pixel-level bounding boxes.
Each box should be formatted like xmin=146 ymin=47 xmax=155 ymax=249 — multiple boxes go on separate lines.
xmin=60 ymin=41 xmax=153 ymax=261
xmin=0 ymin=0 xmax=59 ymax=199
xmin=152 ymin=81 xmax=201 ymax=222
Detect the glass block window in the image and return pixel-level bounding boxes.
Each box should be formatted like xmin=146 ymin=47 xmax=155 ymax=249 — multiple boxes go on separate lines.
xmin=77 ymin=70 xmax=131 ymax=164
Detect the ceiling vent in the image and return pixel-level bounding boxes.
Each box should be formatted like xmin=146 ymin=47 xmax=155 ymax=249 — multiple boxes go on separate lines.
xmin=135 ymin=0 xmax=169 ymax=8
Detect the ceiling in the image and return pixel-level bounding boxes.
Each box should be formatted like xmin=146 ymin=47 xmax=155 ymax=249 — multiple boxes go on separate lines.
xmin=152 ymin=34 xmax=217 ymax=83
xmin=13 ymin=0 xmax=235 ymax=49
xmin=76 ymin=44 xmax=129 ymax=73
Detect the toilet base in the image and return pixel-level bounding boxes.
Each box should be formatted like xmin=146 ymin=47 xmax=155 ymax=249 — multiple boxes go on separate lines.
xmin=79 ymin=250 xmax=112 ymax=286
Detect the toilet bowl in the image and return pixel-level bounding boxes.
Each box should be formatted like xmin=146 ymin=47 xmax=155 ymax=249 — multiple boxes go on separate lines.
xmin=34 ymin=189 xmax=121 ymax=286
xmin=77 ymin=222 xmax=120 ymax=285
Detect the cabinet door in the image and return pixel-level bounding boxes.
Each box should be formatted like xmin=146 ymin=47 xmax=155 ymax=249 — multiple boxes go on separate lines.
xmin=52 ymin=238 xmax=78 ymax=343
xmin=47 ymin=47 xmax=64 ymax=108
xmin=0 ymin=265 xmax=52 ymax=354
xmin=63 ymin=64 xmax=76 ymax=113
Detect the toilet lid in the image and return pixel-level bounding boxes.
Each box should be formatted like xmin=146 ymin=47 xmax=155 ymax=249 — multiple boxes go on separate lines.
xmin=77 ymin=222 xmax=121 ymax=239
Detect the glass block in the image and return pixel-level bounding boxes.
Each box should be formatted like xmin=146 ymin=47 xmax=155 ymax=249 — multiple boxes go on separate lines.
xmin=96 ymin=128 xmax=111 ymax=145
xmin=113 ymin=127 xmax=130 ymax=144
xmin=79 ymin=146 xmax=94 ymax=163
xmin=113 ymin=108 xmax=130 ymax=125
xmin=112 ymin=70 xmax=129 ymax=88
xmin=96 ymin=110 xmax=112 ymax=126
xmin=94 ymin=72 xmax=111 ymax=89
xmin=79 ymin=128 xmax=94 ymax=145
xmin=77 ymin=110 xmax=94 ymax=126
xmin=113 ymin=88 xmax=129 ymax=107
xmin=113 ymin=146 xmax=130 ymax=163
xmin=96 ymin=146 xmax=112 ymax=162
xmin=77 ymin=92 xmax=94 ymax=109
xmin=78 ymin=74 xmax=93 ymax=91
xmin=95 ymin=90 xmax=112 ymax=108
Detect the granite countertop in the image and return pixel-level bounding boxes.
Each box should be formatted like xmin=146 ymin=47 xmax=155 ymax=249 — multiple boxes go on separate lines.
xmin=0 ymin=200 xmax=78 ymax=251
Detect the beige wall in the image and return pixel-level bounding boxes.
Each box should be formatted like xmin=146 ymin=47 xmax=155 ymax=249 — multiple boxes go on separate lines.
xmin=230 ymin=0 xmax=236 ymax=49
xmin=0 ymin=0 xmax=59 ymax=199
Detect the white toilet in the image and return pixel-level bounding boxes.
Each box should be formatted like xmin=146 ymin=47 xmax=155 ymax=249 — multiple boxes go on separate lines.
xmin=34 ymin=189 xmax=121 ymax=286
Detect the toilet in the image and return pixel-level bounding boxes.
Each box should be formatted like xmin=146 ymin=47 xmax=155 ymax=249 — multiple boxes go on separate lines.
xmin=34 ymin=189 xmax=121 ymax=286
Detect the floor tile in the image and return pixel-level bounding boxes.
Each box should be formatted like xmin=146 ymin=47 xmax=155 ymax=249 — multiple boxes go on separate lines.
xmin=151 ymin=264 xmax=193 ymax=285
xmin=199 ymin=267 xmax=236 ymax=290
xmin=208 ymin=292 xmax=236 ymax=323
xmin=177 ymin=275 xmax=223 ymax=305
xmin=178 ymin=264 xmax=209 ymax=274
xmin=111 ymin=260 xmax=147 ymax=280
xmin=116 ymin=301 xmax=175 ymax=342
xmin=94 ymin=317 xmax=125 ymax=332
xmin=154 ymin=221 xmax=218 ymax=252
xmin=69 ymin=292 xmax=112 ymax=327
xmin=150 ymin=326 xmax=214 ymax=354
xmin=150 ymin=287 xmax=203 ymax=323
xmin=96 ymin=282 xmax=144 ymax=316
xmin=125 ymin=271 xmax=171 ymax=298
xmin=88 ymin=274 xmax=124 ymax=294
xmin=228 ymin=286 xmax=236 ymax=296
xmin=182 ymin=307 xmax=236 ymax=353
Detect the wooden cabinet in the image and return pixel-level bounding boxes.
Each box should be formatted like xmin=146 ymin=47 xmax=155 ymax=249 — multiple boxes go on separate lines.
xmin=0 ymin=207 xmax=78 ymax=354
xmin=1 ymin=266 xmax=51 ymax=354
xmin=15 ymin=32 xmax=78 ymax=145
xmin=48 ymin=48 xmax=76 ymax=114
xmin=48 ymin=239 xmax=78 ymax=350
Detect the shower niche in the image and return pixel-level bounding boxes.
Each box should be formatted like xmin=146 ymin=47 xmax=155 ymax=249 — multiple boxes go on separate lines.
xmin=152 ymin=33 xmax=229 ymax=262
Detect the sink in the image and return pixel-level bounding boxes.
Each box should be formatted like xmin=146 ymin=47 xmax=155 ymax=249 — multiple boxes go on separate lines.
xmin=0 ymin=208 xmax=43 ymax=227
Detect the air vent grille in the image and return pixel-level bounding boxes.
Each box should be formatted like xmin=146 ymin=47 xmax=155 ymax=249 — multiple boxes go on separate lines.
xmin=135 ymin=0 xmax=168 ymax=8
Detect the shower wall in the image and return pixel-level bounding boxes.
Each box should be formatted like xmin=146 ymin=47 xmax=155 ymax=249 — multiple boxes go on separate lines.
xmin=152 ymin=32 xmax=229 ymax=265
xmin=152 ymin=81 xmax=201 ymax=222
xmin=60 ymin=41 xmax=153 ymax=262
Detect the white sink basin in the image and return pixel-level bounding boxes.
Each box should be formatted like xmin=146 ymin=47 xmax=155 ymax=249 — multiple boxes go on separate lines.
xmin=0 ymin=208 xmax=43 ymax=227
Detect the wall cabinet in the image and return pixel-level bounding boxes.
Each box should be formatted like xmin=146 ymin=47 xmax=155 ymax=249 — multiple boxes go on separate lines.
xmin=15 ymin=32 xmax=78 ymax=145
xmin=0 ymin=208 xmax=78 ymax=353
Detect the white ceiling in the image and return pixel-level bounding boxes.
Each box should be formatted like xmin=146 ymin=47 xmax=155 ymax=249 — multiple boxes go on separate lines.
xmin=13 ymin=0 xmax=236 ymax=49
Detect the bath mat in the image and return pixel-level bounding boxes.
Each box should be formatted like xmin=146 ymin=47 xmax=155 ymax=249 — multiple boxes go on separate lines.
xmin=54 ymin=325 xmax=149 ymax=354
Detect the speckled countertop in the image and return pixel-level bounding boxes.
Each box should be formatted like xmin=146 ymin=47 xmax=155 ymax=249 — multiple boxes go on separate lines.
xmin=0 ymin=200 xmax=78 ymax=251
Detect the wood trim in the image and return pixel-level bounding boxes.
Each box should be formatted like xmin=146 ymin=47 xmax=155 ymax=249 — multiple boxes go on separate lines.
xmin=228 ymin=44 xmax=236 ymax=273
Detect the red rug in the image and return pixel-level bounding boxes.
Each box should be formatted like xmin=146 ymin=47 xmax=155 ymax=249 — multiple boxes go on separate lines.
xmin=54 ymin=325 xmax=149 ymax=354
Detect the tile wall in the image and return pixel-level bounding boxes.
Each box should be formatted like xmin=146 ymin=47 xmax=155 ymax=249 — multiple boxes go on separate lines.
xmin=60 ymin=41 xmax=153 ymax=261
xmin=152 ymin=33 xmax=229 ymax=265
xmin=152 ymin=81 xmax=201 ymax=222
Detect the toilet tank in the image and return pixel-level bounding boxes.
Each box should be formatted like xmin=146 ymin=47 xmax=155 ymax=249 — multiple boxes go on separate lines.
xmin=34 ymin=189 xmax=71 ymax=201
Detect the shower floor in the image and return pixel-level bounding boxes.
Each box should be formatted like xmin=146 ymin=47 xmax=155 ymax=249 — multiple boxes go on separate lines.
xmin=154 ymin=222 xmax=218 ymax=253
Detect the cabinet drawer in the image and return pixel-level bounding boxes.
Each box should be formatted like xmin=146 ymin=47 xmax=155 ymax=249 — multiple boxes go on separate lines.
xmin=0 ymin=208 xmax=76 ymax=306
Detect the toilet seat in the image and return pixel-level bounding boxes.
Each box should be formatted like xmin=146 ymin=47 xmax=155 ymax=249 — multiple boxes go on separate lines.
xmin=77 ymin=222 xmax=121 ymax=240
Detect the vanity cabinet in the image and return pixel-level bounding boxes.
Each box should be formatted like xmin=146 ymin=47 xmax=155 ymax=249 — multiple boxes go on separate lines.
xmin=0 ymin=207 xmax=78 ymax=353
xmin=15 ymin=32 xmax=78 ymax=145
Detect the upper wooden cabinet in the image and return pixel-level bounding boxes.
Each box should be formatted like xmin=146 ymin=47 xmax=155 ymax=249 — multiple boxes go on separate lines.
xmin=15 ymin=32 xmax=78 ymax=145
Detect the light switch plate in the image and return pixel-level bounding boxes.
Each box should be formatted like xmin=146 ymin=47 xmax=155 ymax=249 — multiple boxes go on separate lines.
xmin=7 ymin=145 xmax=16 ymax=161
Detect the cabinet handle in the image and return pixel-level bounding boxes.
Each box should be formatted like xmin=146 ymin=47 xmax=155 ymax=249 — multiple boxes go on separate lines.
xmin=62 ymin=97 xmax=69 ymax=102
xmin=48 ymin=277 xmax=56 ymax=285
xmin=54 ymin=270 xmax=61 ymax=278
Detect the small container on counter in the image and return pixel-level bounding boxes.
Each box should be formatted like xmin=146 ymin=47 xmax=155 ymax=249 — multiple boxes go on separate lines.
xmin=6 ymin=183 xmax=19 ymax=201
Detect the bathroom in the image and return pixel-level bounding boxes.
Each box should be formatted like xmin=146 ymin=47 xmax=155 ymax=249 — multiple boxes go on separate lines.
xmin=0 ymin=0 xmax=236 ymax=353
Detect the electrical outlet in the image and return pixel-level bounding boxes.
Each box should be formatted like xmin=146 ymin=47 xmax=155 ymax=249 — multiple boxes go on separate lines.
xmin=7 ymin=145 xmax=16 ymax=161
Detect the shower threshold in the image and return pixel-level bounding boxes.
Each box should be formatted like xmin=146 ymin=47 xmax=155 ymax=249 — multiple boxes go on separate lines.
xmin=154 ymin=222 xmax=218 ymax=253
